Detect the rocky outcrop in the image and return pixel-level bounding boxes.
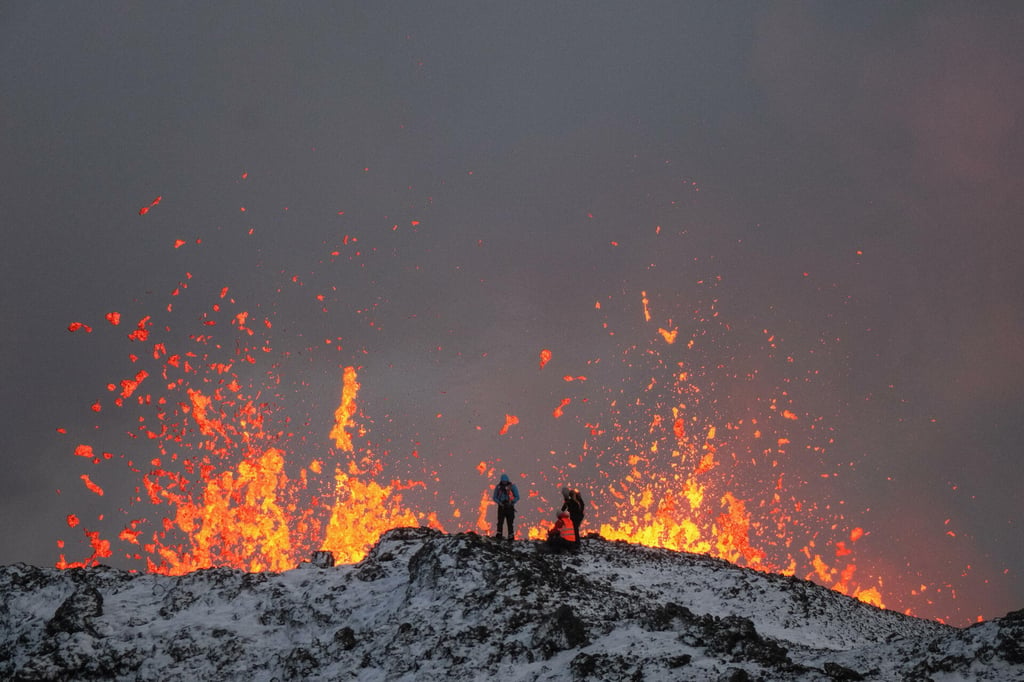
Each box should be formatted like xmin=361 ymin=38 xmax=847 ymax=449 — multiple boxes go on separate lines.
xmin=0 ymin=528 xmax=1018 ymax=681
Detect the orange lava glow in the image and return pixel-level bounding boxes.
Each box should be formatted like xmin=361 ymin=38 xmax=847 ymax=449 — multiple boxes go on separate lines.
xmin=328 ymin=366 xmax=360 ymax=452
xmin=499 ymin=414 xmax=519 ymax=436
xmin=553 ymin=398 xmax=571 ymax=419
xmin=58 ymin=220 xmax=903 ymax=618
xmin=80 ymin=474 xmax=104 ymax=496
xmin=138 ymin=195 xmax=162 ymax=216
xmin=658 ymin=327 xmax=678 ymax=344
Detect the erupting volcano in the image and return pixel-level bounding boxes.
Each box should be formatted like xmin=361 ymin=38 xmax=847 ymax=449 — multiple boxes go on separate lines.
xmin=55 ymin=175 xmax=974 ymax=626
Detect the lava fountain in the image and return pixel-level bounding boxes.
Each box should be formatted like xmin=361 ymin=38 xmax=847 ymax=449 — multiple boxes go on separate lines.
xmin=57 ymin=180 xmax=940 ymax=621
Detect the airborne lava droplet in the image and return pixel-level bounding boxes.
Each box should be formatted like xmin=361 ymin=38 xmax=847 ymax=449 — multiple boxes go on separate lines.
xmin=80 ymin=474 xmax=104 ymax=496
xmin=499 ymin=414 xmax=519 ymax=435
xmin=138 ymin=196 xmax=162 ymax=215
xmin=553 ymin=398 xmax=571 ymax=419
xmin=58 ymin=188 xmax=919 ymax=617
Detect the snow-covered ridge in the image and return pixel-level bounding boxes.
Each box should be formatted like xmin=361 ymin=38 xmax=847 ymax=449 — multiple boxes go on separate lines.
xmin=2 ymin=528 xmax=1021 ymax=681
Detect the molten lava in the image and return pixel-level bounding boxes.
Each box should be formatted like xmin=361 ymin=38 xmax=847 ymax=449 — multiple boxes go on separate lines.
xmin=58 ymin=192 xmax=905 ymax=619
xmin=60 ymin=282 xmax=886 ymax=615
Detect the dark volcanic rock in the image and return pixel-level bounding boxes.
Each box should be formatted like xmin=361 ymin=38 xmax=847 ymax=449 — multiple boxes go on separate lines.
xmin=531 ymin=603 xmax=589 ymax=659
xmin=823 ymin=661 xmax=865 ymax=680
xmin=702 ymin=614 xmax=791 ymax=668
xmin=46 ymin=584 xmax=103 ymax=636
xmin=1 ymin=528 xmax=1017 ymax=682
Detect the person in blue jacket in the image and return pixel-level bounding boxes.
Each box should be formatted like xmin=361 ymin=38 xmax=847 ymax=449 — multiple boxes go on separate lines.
xmin=492 ymin=473 xmax=520 ymax=540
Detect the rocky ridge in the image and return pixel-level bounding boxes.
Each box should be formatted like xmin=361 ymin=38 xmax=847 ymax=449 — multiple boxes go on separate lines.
xmin=1 ymin=527 xmax=1021 ymax=681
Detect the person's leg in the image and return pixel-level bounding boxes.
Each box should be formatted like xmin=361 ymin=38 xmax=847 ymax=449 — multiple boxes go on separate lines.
xmin=500 ymin=506 xmax=514 ymax=537
xmin=495 ymin=506 xmax=505 ymax=537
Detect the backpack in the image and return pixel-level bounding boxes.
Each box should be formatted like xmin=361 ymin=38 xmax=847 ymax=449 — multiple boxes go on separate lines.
xmin=566 ymin=490 xmax=585 ymax=517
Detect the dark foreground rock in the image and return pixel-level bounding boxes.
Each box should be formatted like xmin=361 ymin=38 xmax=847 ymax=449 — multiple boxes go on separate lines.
xmin=1 ymin=528 xmax=1021 ymax=681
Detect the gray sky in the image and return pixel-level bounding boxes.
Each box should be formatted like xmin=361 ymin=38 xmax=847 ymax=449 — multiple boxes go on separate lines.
xmin=2 ymin=2 xmax=1022 ymax=626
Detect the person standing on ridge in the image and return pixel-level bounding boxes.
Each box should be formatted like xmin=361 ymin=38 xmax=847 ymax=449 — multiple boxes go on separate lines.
xmin=561 ymin=486 xmax=585 ymax=543
xmin=492 ymin=473 xmax=520 ymax=540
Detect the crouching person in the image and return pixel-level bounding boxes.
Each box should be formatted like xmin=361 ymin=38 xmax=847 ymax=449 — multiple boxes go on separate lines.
xmin=545 ymin=511 xmax=578 ymax=553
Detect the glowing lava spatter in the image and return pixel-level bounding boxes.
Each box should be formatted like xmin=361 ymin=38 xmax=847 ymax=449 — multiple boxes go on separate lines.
xmin=60 ymin=186 xmax=895 ymax=616
xmin=60 ymin=277 xmax=882 ymax=609
xmin=62 ymin=329 xmax=432 ymax=574
xmin=320 ymin=365 xmax=425 ymax=565
xmin=57 ymin=269 xmax=437 ymax=573
xmin=571 ymin=294 xmax=886 ymax=608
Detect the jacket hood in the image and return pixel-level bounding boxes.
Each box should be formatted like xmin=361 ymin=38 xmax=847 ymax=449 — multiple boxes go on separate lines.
xmin=499 ymin=474 xmax=510 ymax=483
